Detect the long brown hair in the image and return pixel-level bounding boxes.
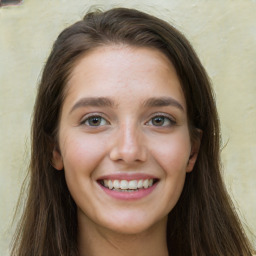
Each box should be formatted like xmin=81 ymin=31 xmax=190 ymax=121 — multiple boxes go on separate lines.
xmin=11 ymin=8 xmax=254 ymax=256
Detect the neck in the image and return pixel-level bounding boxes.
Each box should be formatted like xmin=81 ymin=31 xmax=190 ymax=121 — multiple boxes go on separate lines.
xmin=78 ymin=214 xmax=169 ymax=256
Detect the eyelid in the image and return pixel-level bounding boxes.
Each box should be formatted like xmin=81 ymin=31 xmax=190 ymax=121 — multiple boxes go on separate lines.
xmin=145 ymin=112 xmax=176 ymax=126
xmin=79 ymin=112 xmax=176 ymax=126
xmin=80 ymin=112 xmax=110 ymax=125
xmin=148 ymin=112 xmax=176 ymax=121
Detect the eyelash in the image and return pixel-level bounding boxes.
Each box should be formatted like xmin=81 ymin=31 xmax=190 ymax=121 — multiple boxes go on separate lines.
xmin=80 ymin=113 xmax=176 ymax=127
xmin=80 ymin=114 xmax=109 ymax=127
xmin=146 ymin=113 xmax=176 ymax=127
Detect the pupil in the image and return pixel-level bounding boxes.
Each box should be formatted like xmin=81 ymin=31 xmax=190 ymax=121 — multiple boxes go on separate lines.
xmin=89 ymin=117 xmax=101 ymax=126
xmin=153 ymin=117 xmax=164 ymax=126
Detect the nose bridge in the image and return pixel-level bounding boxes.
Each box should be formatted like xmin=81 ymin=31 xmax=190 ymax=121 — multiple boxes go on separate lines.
xmin=110 ymin=119 xmax=146 ymax=163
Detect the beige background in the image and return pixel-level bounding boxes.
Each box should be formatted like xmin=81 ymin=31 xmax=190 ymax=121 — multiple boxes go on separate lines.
xmin=0 ymin=0 xmax=255 ymax=254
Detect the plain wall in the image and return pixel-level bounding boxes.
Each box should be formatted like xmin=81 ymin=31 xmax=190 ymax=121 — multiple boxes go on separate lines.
xmin=0 ymin=0 xmax=255 ymax=254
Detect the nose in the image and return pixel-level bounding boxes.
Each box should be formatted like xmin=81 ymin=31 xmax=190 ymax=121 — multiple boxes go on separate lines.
xmin=109 ymin=122 xmax=147 ymax=164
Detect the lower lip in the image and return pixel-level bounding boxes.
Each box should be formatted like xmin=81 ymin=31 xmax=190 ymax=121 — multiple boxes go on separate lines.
xmin=99 ymin=183 xmax=158 ymax=200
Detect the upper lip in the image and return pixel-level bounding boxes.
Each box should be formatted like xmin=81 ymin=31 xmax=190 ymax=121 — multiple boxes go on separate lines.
xmin=97 ymin=173 xmax=158 ymax=181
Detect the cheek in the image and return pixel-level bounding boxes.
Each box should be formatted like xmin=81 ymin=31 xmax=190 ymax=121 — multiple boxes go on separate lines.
xmin=152 ymin=134 xmax=190 ymax=213
xmin=59 ymin=132 xmax=108 ymax=207
xmin=149 ymin=131 xmax=191 ymax=173
xmin=60 ymin=131 xmax=107 ymax=175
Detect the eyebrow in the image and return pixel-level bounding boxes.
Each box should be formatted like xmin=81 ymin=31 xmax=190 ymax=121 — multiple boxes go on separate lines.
xmin=143 ymin=97 xmax=185 ymax=111
xmin=69 ymin=96 xmax=185 ymax=114
xmin=69 ymin=97 xmax=115 ymax=114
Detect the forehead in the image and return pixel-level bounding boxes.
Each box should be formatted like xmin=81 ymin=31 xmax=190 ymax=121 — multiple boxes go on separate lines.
xmin=64 ymin=45 xmax=186 ymax=109
xmin=68 ymin=45 xmax=177 ymax=83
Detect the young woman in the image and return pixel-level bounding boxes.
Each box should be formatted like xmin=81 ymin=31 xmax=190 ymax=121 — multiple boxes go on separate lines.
xmin=11 ymin=7 xmax=254 ymax=256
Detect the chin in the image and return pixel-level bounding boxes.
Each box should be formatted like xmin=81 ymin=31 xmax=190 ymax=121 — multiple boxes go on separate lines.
xmin=101 ymin=212 xmax=167 ymax=235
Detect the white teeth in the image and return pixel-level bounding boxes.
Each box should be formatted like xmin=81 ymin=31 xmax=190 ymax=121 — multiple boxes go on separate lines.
xmin=108 ymin=180 xmax=113 ymax=189
xmin=138 ymin=180 xmax=143 ymax=188
xmin=113 ymin=180 xmax=120 ymax=189
xmin=102 ymin=178 xmax=155 ymax=191
xmin=143 ymin=179 xmax=149 ymax=188
xmin=120 ymin=180 xmax=128 ymax=189
xmin=128 ymin=180 xmax=138 ymax=189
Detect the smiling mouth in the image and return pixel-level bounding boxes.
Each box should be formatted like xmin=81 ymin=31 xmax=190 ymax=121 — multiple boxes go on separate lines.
xmin=98 ymin=178 xmax=159 ymax=192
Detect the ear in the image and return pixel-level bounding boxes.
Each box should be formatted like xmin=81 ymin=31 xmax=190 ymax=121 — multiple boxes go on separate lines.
xmin=52 ymin=146 xmax=64 ymax=170
xmin=186 ymin=130 xmax=202 ymax=173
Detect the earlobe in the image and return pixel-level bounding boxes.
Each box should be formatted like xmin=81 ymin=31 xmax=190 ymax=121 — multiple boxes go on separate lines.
xmin=186 ymin=151 xmax=198 ymax=173
xmin=52 ymin=147 xmax=64 ymax=170
xmin=186 ymin=130 xmax=202 ymax=173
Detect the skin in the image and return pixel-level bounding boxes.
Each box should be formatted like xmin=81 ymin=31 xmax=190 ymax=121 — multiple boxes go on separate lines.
xmin=52 ymin=45 xmax=200 ymax=256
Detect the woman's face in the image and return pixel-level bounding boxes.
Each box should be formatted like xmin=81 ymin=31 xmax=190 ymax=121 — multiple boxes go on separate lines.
xmin=53 ymin=45 xmax=200 ymax=235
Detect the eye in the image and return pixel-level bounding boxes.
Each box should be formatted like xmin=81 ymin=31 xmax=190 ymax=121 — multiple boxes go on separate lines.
xmin=147 ymin=115 xmax=175 ymax=127
xmin=82 ymin=115 xmax=109 ymax=126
